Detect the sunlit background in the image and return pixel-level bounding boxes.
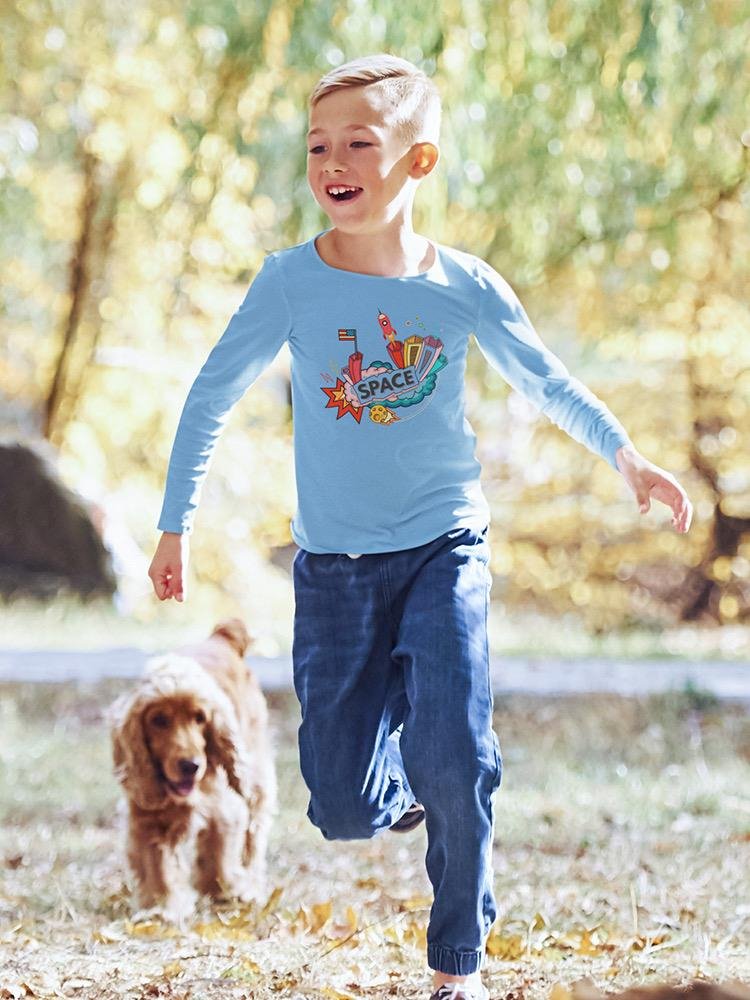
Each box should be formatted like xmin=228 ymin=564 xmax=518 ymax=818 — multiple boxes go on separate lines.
xmin=1 ymin=0 xmax=749 ymax=658
xmin=2 ymin=5 xmax=750 ymax=997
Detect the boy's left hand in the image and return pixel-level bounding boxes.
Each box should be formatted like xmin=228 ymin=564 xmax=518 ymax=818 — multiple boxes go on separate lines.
xmin=615 ymin=444 xmax=693 ymax=534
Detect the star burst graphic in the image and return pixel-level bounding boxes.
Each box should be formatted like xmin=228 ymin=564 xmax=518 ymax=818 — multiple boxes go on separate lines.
xmin=321 ymin=378 xmax=364 ymax=423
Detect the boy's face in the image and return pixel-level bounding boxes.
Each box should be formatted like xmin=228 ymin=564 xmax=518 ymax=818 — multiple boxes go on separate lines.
xmin=306 ymin=84 xmax=437 ymax=233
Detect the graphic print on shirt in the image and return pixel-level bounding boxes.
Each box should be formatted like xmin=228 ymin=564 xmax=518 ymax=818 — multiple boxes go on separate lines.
xmin=320 ymin=308 xmax=448 ymax=425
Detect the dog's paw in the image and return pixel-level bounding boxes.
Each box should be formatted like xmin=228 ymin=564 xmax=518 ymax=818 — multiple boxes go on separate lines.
xmin=229 ymin=873 xmax=266 ymax=907
xmin=159 ymin=905 xmax=194 ymax=927
xmin=131 ymin=891 xmax=197 ymax=927
xmin=130 ymin=904 xmax=169 ymax=925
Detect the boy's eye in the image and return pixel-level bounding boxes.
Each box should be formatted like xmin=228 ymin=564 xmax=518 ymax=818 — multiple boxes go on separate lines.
xmin=307 ymin=142 xmax=371 ymax=154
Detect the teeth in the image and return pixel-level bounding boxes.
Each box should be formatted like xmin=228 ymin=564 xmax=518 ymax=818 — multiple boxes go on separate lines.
xmin=327 ymin=185 xmax=360 ymax=194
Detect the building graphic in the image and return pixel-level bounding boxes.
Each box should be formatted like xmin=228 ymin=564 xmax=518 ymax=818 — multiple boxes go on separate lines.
xmin=321 ymin=310 xmax=448 ymax=425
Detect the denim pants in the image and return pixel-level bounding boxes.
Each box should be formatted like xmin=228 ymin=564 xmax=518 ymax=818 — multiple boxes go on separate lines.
xmin=291 ymin=524 xmax=503 ymax=975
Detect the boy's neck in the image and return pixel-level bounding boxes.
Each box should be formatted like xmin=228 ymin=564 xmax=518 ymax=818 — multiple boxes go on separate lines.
xmin=316 ymin=223 xmax=435 ymax=278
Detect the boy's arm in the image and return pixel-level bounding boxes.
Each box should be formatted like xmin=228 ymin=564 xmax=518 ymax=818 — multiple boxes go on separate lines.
xmin=156 ymin=253 xmax=292 ymax=536
xmin=472 ymin=258 xmax=692 ymax=533
xmin=149 ymin=530 xmax=189 ymax=602
xmin=614 ymin=443 xmax=692 ymax=533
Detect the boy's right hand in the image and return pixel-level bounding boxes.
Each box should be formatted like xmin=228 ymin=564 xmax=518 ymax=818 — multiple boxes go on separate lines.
xmin=149 ymin=531 xmax=190 ymax=602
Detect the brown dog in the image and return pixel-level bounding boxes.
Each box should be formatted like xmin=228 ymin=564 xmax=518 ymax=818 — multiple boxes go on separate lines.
xmin=109 ymin=618 xmax=276 ymax=922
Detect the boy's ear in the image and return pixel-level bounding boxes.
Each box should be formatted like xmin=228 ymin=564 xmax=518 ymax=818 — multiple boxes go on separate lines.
xmin=410 ymin=142 xmax=439 ymax=178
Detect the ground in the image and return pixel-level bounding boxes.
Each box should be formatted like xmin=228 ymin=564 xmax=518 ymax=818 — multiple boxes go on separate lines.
xmin=1 ymin=681 xmax=749 ymax=999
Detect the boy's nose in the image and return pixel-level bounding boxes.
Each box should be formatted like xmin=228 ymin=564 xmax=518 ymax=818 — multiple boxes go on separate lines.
xmin=323 ymin=151 xmax=349 ymax=172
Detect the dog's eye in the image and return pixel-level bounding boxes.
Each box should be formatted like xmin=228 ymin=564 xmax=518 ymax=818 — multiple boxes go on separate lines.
xmin=151 ymin=713 xmax=170 ymax=729
xmin=195 ymin=709 xmax=207 ymax=724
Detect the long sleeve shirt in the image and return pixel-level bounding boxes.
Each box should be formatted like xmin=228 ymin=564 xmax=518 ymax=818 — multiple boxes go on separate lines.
xmin=157 ymin=229 xmax=632 ymax=554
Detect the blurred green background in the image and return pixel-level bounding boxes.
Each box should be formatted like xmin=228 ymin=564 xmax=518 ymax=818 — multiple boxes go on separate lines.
xmin=1 ymin=0 xmax=749 ymax=657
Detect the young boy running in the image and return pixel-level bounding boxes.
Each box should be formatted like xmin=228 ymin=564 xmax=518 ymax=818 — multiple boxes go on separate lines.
xmin=149 ymin=54 xmax=692 ymax=1000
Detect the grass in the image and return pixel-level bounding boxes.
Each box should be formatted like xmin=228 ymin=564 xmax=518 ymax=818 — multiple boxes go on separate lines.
xmin=2 ymin=593 xmax=750 ymax=663
xmin=1 ymin=680 xmax=749 ymax=999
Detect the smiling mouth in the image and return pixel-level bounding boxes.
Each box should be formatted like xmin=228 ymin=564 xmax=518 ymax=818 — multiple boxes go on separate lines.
xmin=164 ymin=775 xmax=196 ymax=797
xmin=326 ymin=185 xmax=363 ymax=203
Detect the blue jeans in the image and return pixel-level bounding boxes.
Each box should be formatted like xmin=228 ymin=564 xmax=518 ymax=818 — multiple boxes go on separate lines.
xmin=291 ymin=524 xmax=503 ymax=975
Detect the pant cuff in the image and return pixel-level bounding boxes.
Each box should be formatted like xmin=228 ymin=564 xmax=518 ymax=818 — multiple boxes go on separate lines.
xmin=427 ymin=942 xmax=483 ymax=975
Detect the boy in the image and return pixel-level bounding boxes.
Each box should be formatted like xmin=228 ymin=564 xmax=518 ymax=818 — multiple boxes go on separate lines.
xmin=149 ymin=54 xmax=692 ymax=1000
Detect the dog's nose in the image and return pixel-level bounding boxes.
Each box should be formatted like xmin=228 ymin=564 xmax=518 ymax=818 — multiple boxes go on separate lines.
xmin=178 ymin=759 xmax=199 ymax=776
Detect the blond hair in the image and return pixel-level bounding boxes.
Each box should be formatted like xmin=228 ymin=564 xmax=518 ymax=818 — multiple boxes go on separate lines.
xmin=309 ymin=53 xmax=441 ymax=147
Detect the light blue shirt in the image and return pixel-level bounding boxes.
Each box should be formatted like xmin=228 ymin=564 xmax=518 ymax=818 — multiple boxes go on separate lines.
xmin=157 ymin=230 xmax=631 ymax=554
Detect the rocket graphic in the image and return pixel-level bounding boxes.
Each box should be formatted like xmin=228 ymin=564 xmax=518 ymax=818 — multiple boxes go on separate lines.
xmin=378 ymin=309 xmax=405 ymax=369
xmin=325 ymin=311 xmax=448 ymax=423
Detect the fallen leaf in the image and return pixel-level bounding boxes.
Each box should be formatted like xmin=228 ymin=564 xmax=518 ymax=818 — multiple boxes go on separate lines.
xmin=269 ymin=972 xmax=301 ymax=992
xmin=397 ymin=894 xmax=432 ymax=911
xmin=402 ymin=919 xmax=427 ymax=950
xmin=383 ymin=923 xmax=403 ymax=945
xmin=321 ymin=988 xmax=357 ymax=1000
xmin=310 ymin=900 xmax=333 ymax=931
xmin=92 ymin=922 xmax=128 ymax=944
xmin=328 ymin=913 xmax=360 ymax=941
xmin=485 ymin=929 xmax=524 ymax=960
xmin=259 ymin=885 xmax=284 ymax=917
xmin=125 ymin=919 xmax=179 ymax=939
xmin=577 ymin=930 xmax=600 ymax=956
xmin=194 ymin=918 xmax=255 ymax=941
xmin=628 ymin=933 xmax=668 ymax=951
xmin=221 ymin=958 xmax=262 ymax=981
xmin=354 ymin=877 xmax=380 ymax=889
xmin=550 ymin=985 xmax=573 ymax=1000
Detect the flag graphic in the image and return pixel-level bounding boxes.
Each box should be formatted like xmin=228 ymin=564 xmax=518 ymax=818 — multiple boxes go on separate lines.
xmin=338 ymin=328 xmax=357 ymax=341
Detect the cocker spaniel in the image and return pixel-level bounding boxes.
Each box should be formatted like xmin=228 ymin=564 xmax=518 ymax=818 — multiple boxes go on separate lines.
xmin=109 ymin=618 xmax=276 ymax=922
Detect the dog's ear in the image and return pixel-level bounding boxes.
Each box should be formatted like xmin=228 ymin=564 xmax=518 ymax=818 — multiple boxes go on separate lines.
xmin=204 ymin=703 xmax=252 ymax=801
xmin=109 ymin=691 xmax=166 ymax=811
xmin=211 ymin=618 xmax=251 ymax=659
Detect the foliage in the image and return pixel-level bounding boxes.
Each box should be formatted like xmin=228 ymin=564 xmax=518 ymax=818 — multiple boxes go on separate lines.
xmin=1 ymin=0 xmax=749 ymax=632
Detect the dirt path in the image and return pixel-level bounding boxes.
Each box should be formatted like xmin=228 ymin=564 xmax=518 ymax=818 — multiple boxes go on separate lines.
xmin=1 ymin=648 xmax=748 ymax=699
